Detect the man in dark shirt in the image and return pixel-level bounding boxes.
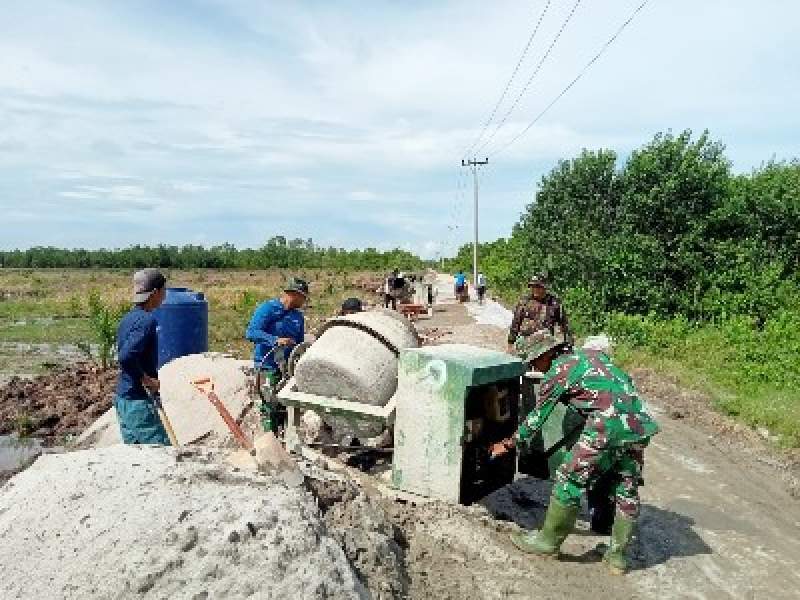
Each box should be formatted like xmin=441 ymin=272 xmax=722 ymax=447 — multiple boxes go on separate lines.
xmin=114 ymin=268 xmax=170 ymax=445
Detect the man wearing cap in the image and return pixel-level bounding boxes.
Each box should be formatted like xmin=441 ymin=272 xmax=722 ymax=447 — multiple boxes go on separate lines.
xmin=246 ymin=277 xmax=308 ymax=431
xmin=384 ymin=270 xmax=399 ymax=310
xmin=507 ymin=273 xmax=571 ymax=358
xmin=490 ymin=331 xmax=659 ymax=574
xmin=339 ymin=297 xmax=364 ymax=316
xmin=114 ymin=268 xmax=171 ymax=445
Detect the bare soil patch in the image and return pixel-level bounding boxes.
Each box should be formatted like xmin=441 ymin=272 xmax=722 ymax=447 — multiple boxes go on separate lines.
xmin=0 ymin=362 xmax=115 ymax=444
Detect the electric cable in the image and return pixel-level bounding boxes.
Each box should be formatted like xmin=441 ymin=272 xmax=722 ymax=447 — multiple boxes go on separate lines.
xmin=462 ymin=0 xmax=553 ymax=158
xmin=488 ymin=0 xmax=651 ymax=159
xmin=473 ymin=0 xmax=583 ymax=155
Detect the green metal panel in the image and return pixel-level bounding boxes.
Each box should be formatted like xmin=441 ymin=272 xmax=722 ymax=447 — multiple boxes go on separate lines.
xmin=391 ymin=344 xmax=524 ymax=503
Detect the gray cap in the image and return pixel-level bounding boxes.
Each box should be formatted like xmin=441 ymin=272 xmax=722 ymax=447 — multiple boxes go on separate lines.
xmin=133 ymin=268 xmax=166 ymax=303
xmin=284 ymin=277 xmax=309 ymax=298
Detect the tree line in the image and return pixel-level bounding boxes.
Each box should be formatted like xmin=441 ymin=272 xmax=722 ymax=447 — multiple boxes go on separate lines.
xmin=0 ymin=236 xmax=426 ymax=272
xmin=449 ymin=130 xmax=800 ymax=328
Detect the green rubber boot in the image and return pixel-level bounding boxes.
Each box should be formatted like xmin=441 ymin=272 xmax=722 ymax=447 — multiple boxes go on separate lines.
xmin=603 ymin=514 xmax=635 ymax=575
xmin=260 ymin=401 xmax=275 ymax=433
xmin=510 ymin=497 xmax=579 ymax=557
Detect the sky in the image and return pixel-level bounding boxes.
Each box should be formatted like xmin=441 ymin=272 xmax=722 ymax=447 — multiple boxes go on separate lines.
xmin=1 ymin=0 xmax=798 ymax=258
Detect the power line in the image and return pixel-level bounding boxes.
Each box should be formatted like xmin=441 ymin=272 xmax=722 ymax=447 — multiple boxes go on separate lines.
xmin=488 ymin=0 xmax=651 ymax=159
xmin=462 ymin=0 xmax=553 ymax=158
xmin=474 ymin=0 xmax=583 ymax=156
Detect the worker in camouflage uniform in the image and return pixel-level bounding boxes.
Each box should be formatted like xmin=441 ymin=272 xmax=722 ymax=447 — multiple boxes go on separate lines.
xmin=507 ymin=273 xmax=571 ymax=358
xmin=491 ymin=331 xmax=659 ymax=574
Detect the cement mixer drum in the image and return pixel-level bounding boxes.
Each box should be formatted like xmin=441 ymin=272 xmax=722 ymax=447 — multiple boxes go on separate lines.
xmin=293 ymin=310 xmax=420 ymax=408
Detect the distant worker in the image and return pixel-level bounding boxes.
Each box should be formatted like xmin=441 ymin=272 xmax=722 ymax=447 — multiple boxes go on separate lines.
xmin=339 ymin=297 xmax=364 ymax=316
xmin=476 ymin=272 xmax=487 ymax=304
xmin=454 ymin=270 xmax=467 ymax=301
xmin=384 ymin=269 xmax=398 ymax=310
xmin=246 ymin=277 xmax=308 ymax=431
xmin=490 ymin=331 xmax=659 ymax=574
xmin=394 ymin=271 xmax=407 ymax=298
xmin=507 ymin=273 xmax=571 ymax=358
xmin=114 ymin=268 xmax=170 ymax=445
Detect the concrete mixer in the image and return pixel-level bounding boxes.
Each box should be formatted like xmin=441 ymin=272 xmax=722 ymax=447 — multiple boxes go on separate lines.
xmin=276 ymin=309 xmax=563 ymax=504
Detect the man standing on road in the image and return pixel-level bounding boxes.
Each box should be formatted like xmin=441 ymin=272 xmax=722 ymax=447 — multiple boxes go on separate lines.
xmin=246 ymin=277 xmax=307 ymax=431
xmin=114 ymin=268 xmax=170 ymax=445
xmin=491 ymin=331 xmax=659 ymax=574
xmin=507 ymin=273 xmax=571 ymax=357
xmin=476 ymin=272 xmax=487 ymax=304
xmin=384 ymin=270 xmax=398 ymax=310
xmin=454 ymin=270 xmax=467 ymax=301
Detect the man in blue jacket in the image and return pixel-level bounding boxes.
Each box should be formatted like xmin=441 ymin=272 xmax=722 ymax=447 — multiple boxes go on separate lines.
xmin=114 ymin=268 xmax=170 ymax=445
xmin=246 ymin=277 xmax=308 ymax=431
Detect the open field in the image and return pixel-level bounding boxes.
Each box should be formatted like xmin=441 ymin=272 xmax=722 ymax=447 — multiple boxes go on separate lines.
xmin=0 ymin=268 xmax=385 ymax=378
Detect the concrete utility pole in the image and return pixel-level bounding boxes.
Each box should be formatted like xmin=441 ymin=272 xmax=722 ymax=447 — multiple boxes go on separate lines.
xmin=461 ymin=158 xmax=488 ymax=288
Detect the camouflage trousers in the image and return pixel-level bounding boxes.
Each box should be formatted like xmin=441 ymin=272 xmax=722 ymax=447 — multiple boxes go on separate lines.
xmin=513 ymin=335 xmax=543 ymax=364
xmin=553 ymin=426 xmax=649 ymax=519
xmin=258 ymin=369 xmax=282 ymax=433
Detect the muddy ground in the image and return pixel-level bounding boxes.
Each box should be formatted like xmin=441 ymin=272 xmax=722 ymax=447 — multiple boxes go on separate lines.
xmin=0 ymin=362 xmax=115 ymax=444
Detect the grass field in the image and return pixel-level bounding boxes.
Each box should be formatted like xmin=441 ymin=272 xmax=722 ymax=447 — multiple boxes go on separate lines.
xmin=0 ymin=269 xmax=385 ymax=376
xmin=608 ymin=313 xmax=800 ymax=448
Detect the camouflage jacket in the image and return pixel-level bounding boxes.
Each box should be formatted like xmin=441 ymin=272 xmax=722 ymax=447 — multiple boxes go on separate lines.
xmin=507 ymin=292 xmax=569 ymax=344
xmin=517 ymin=349 xmax=660 ymax=446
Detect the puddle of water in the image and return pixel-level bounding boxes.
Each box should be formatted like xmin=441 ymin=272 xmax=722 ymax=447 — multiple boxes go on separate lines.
xmin=0 ymin=434 xmax=43 ymax=474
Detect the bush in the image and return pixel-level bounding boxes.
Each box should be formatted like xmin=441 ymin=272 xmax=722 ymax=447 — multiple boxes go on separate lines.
xmin=86 ymin=292 xmax=126 ymax=370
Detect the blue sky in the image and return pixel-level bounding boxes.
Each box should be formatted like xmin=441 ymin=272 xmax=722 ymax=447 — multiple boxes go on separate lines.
xmin=1 ymin=0 xmax=798 ymax=258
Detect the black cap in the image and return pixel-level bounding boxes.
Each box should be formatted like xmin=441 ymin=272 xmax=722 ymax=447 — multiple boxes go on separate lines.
xmin=340 ymin=297 xmax=363 ymax=313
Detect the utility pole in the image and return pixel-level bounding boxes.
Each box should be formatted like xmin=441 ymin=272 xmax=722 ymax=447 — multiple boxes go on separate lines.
xmin=461 ymin=157 xmax=488 ymax=290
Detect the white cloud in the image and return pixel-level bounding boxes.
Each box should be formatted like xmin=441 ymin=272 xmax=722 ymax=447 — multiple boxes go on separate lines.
xmin=171 ymin=181 xmax=211 ymax=193
xmin=349 ymin=191 xmax=377 ymax=201
xmin=0 ymin=0 xmax=798 ymax=252
xmin=59 ymin=191 xmax=98 ymax=200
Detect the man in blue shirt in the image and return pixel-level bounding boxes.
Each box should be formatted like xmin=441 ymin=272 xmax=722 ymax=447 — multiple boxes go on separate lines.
xmin=114 ymin=268 xmax=170 ymax=445
xmin=246 ymin=277 xmax=308 ymax=431
xmin=454 ymin=270 xmax=467 ymax=299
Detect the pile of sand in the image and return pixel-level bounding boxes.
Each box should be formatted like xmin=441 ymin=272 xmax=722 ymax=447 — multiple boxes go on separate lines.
xmin=0 ymin=445 xmax=364 ymax=599
xmin=78 ymin=353 xmax=253 ymax=448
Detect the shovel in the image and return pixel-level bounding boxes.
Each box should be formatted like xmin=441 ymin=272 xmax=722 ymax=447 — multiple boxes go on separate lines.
xmin=191 ymin=377 xmax=302 ymax=484
xmin=150 ymin=392 xmax=179 ymax=447
xmin=192 ymin=377 xmax=254 ymax=451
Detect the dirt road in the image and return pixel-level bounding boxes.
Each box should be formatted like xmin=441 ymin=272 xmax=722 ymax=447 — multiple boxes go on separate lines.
xmin=399 ymin=275 xmax=800 ymax=600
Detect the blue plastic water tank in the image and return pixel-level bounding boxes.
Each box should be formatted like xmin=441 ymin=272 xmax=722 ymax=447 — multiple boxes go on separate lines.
xmin=154 ymin=287 xmax=209 ymax=369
